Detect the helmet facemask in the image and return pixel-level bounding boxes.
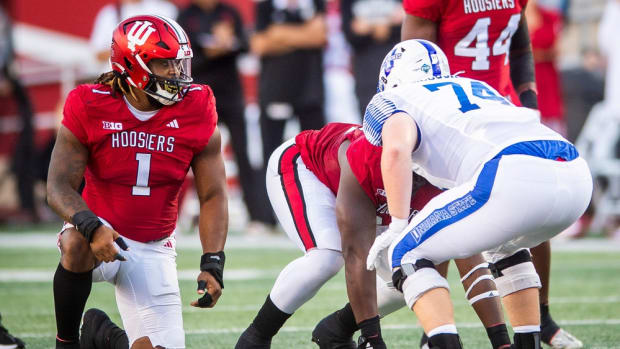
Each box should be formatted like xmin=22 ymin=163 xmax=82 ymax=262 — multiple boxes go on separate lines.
xmin=143 ymin=57 xmax=193 ymax=105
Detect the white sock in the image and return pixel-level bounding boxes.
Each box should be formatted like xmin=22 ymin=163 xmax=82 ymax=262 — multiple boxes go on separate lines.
xmin=513 ymin=325 xmax=541 ymax=333
xmin=427 ymin=324 xmax=458 ymax=337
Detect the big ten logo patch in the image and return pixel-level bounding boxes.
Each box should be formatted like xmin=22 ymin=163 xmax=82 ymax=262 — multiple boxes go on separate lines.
xmin=102 ymin=121 xmax=123 ymax=130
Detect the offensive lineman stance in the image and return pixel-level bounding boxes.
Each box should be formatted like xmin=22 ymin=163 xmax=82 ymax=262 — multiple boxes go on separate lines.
xmin=47 ymin=15 xmax=228 ymax=349
xmin=236 ymin=123 xmax=508 ymax=348
xmin=400 ymin=1 xmax=581 ymax=347
xmin=362 ymin=39 xmax=591 ymax=349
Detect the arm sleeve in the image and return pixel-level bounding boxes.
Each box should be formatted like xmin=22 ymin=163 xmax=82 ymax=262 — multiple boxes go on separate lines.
xmin=61 ymin=88 xmax=90 ymax=146
xmin=402 ymin=0 xmax=442 ymax=22
xmin=509 ymin=17 xmax=536 ymax=90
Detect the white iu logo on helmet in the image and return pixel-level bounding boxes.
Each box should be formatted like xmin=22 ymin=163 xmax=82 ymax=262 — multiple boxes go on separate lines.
xmin=127 ymin=21 xmax=156 ymax=52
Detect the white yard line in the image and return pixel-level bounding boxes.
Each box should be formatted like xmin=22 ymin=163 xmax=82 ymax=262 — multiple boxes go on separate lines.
xmin=14 ymin=319 xmax=620 ymax=339
xmin=2 ymin=296 xmax=620 ymax=317
xmin=0 ymin=268 xmax=279 ymax=282
xmin=1 ymin=233 xmax=620 ymax=251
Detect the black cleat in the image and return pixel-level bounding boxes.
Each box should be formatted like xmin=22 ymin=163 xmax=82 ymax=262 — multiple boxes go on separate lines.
xmin=0 ymin=325 xmax=25 ymax=349
xmin=419 ymin=332 xmax=429 ymax=349
xmin=80 ymin=308 xmax=109 ymax=349
xmin=235 ymin=324 xmax=272 ymax=349
xmin=311 ymin=315 xmax=356 ymax=349
xmin=80 ymin=308 xmax=128 ymax=349
xmin=541 ymin=304 xmax=582 ymax=349
xmin=0 ymin=313 xmax=25 ymax=349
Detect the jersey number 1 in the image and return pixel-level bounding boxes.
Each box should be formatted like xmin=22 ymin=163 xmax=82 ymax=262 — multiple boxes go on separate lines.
xmin=133 ymin=153 xmax=151 ymax=196
xmin=454 ymin=14 xmax=521 ymax=70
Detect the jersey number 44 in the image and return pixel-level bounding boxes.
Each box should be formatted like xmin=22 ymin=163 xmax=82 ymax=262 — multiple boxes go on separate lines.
xmin=455 ymin=14 xmax=521 ymax=70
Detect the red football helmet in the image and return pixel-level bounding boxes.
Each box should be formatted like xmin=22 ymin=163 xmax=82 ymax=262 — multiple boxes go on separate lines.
xmin=111 ymin=15 xmax=193 ymax=105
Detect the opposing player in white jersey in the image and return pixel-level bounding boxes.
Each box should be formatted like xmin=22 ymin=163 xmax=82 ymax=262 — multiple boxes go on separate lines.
xmin=363 ymin=39 xmax=592 ymax=349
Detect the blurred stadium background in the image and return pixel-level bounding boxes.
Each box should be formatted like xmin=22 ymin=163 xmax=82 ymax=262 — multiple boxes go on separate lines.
xmin=0 ymin=0 xmax=619 ymax=347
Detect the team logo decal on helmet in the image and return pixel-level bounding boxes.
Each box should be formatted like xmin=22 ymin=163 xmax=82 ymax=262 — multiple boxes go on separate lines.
xmin=377 ymin=39 xmax=451 ymax=92
xmin=110 ymin=15 xmax=194 ymax=105
xmin=126 ymin=21 xmax=157 ymax=52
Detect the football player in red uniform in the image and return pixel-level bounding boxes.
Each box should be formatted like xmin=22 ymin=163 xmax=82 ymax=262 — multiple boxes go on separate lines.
xmin=400 ymin=2 xmax=581 ymax=348
xmin=47 ymin=15 xmax=228 ymax=349
xmin=235 ymin=123 xmax=505 ymax=349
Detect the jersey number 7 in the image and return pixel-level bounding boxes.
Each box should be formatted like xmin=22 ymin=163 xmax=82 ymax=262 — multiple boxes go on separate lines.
xmin=455 ymin=14 xmax=521 ymax=70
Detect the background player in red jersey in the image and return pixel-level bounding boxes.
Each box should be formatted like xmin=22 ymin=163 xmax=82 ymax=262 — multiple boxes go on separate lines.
xmin=400 ymin=1 xmax=582 ymax=348
xmin=46 ymin=15 xmax=228 ymax=349
xmin=235 ymin=123 xmax=507 ymax=349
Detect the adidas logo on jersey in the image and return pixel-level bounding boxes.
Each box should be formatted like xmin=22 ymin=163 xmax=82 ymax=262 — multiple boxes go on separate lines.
xmin=166 ymin=119 xmax=179 ymax=128
xmin=163 ymin=240 xmax=174 ymax=249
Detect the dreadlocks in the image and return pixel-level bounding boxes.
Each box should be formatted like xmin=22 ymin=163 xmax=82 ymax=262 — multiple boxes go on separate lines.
xmin=94 ymin=71 xmax=137 ymax=100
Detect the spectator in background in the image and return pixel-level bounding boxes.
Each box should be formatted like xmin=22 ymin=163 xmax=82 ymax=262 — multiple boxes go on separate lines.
xmin=322 ymin=0 xmax=361 ymax=124
xmin=251 ymin=0 xmax=328 ymax=231
xmin=177 ymin=0 xmax=275 ymax=234
xmin=599 ymin=0 xmax=620 ymax=113
xmin=561 ymin=49 xmax=605 ymax=143
xmin=526 ymin=0 xmax=566 ymax=135
xmin=90 ymin=0 xmax=178 ymax=74
xmin=0 ymin=4 xmax=37 ymax=223
xmin=341 ymin=0 xmax=402 ymax=114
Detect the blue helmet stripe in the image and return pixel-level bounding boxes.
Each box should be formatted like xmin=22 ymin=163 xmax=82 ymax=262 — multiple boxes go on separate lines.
xmin=418 ymin=40 xmax=442 ymax=77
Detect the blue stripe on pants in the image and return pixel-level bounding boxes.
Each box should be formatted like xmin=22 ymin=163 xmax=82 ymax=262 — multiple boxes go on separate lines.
xmin=391 ymin=158 xmax=501 ymax=268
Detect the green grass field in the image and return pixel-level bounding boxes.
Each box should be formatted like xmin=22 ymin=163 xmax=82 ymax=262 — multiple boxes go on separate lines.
xmin=0 ymin=230 xmax=619 ymax=348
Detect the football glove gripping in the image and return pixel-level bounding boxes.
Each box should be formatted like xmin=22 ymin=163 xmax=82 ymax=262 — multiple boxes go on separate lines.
xmin=200 ymin=251 xmax=225 ymax=289
xmin=367 ymin=217 xmax=408 ymax=271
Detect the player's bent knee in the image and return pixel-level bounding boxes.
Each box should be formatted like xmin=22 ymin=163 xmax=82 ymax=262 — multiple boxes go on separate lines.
xmin=489 ymin=250 xmax=541 ymax=297
xmin=130 ymin=336 xmax=160 ymax=349
xmin=460 ymin=262 xmax=499 ymax=305
xmin=59 ymin=228 xmax=94 ymax=271
xmin=307 ymin=248 xmax=344 ymax=279
xmin=392 ymin=259 xmax=450 ymax=309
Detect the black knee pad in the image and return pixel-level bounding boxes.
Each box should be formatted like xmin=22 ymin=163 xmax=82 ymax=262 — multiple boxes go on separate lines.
xmin=488 ymin=250 xmax=532 ymax=278
xmin=391 ymin=258 xmax=435 ymax=292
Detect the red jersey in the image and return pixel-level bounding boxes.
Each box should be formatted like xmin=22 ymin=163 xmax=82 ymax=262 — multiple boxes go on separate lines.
xmin=295 ymin=123 xmax=442 ymax=225
xmin=403 ymin=0 xmax=528 ymax=102
xmin=62 ymin=84 xmax=217 ymax=242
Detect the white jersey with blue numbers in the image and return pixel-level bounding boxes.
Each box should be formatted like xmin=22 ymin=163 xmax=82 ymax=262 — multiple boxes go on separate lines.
xmin=363 ymin=76 xmax=566 ymax=189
